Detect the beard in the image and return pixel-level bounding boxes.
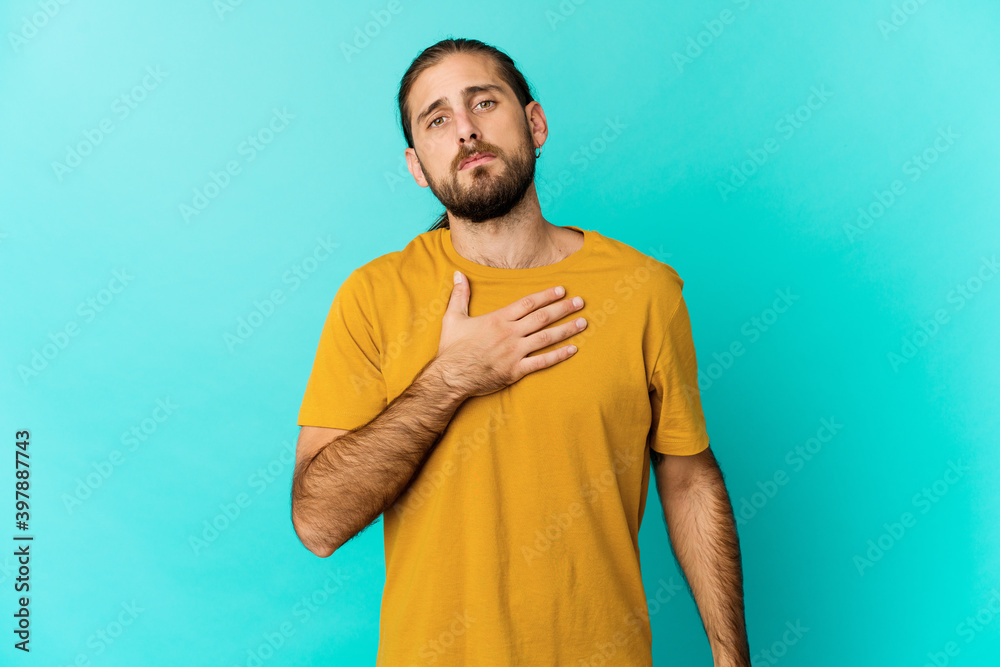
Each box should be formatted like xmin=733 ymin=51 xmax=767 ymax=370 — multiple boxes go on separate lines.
xmin=419 ymin=122 xmax=536 ymax=223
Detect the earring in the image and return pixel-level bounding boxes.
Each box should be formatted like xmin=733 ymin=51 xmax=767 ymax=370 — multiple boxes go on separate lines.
xmin=535 ymin=146 xmax=541 ymax=158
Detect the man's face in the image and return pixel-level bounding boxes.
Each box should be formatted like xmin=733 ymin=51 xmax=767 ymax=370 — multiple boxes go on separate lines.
xmin=405 ymin=53 xmax=542 ymax=223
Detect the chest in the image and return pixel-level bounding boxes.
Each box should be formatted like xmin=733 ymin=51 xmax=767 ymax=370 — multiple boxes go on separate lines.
xmin=375 ymin=278 xmax=652 ymax=420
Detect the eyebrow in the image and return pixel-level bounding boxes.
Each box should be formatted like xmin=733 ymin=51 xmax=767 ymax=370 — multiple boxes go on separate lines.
xmin=415 ymin=83 xmax=505 ymax=127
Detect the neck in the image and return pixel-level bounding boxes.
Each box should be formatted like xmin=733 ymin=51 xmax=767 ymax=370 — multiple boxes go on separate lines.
xmin=447 ymin=187 xmax=578 ymax=270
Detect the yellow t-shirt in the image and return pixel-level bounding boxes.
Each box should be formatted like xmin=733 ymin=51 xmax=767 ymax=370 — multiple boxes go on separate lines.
xmin=298 ymin=225 xmax=711 ymax=666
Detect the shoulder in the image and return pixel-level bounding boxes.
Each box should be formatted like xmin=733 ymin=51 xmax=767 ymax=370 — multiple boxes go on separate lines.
xmin=351 ymin=252 xmax=401 ymax=283
xmin=352 ymin=228 xmax=441 ymax=284
xmin=340 ymin=241 xmax=410 ymax=296
xmin=336 ymin=230 xmax=445 ymax=312
xmin=595 ymin=231 xmax=686 ymax=302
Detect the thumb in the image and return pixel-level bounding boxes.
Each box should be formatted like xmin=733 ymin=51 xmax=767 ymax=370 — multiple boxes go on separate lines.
xmin=447 ymin=270 xmax=469 ymax=317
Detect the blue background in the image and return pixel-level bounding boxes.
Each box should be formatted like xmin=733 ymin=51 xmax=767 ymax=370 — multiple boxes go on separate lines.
xmin=1 ymin=0 xmax=998 ymax=664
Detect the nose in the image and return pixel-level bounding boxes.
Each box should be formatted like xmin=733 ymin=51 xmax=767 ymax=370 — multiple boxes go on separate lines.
xmin=454 ymin=108 xmax=481 ymax=146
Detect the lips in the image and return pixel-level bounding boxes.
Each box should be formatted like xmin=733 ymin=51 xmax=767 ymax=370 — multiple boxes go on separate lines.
xmin=459 ymin=152 xmax=496 ymax=170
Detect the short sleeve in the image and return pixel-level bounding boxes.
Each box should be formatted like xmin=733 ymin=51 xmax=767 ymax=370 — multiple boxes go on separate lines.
xmin=647 ymin=290 xmax=711 ymax=456
xmin=297 ymin=268 xmax=387 ymax=430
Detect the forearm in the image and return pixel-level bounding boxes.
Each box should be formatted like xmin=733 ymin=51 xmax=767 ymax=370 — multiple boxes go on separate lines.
xmin=662 ymin=469 xmax=750 ymax=667
xmin=291 ymin=359 xmax=465 ymax=556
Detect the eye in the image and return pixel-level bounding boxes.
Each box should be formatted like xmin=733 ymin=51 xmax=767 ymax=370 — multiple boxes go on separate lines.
xmin=427 ymin=100 xmax=497 ymax=129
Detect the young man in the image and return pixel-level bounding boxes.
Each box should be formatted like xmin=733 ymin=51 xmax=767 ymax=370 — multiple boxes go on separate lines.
xmin=292 ymin=38 xmax=750 ymax=667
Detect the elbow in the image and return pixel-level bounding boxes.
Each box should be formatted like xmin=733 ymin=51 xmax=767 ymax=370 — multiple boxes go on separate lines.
xmin=298 ymin=528 xmax=337 ymax=559
xmin=308 ymin=543 xmax=336 ymax=559
xmin=292 ymin=511 xmax=340 ymax=558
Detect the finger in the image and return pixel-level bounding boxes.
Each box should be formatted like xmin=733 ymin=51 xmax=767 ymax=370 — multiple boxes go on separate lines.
xmin=501 ymin=285 xmax=566 ymax=322
xmin=516 ymin=344 xmax=578 ymax=378
xmin=522 ymin=316 xmax=587 ymax=353
xmin=516 ymin=295 xmax=584 ymax=337
xmin=446 ymin=270 xmax=469 ymax=317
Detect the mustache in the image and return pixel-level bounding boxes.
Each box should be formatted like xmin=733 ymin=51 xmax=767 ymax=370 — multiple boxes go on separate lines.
xmin=455 ymin=144 xmax=502 ymax=169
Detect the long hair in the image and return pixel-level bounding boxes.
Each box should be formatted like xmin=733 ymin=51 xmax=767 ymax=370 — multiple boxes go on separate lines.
xmin=396 ymin=38 xmax=537 ymax=232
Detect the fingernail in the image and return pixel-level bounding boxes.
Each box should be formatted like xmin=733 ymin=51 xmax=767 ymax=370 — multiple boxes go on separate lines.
xmin=454 ymin=270 xmax=461 ymax=284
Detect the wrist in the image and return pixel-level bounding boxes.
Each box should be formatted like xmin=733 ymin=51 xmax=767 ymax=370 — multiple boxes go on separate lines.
xmin=712 ymin=649 xmax=751 ymax=667
xmin=422 ymin=357 xmax=468 ymax=405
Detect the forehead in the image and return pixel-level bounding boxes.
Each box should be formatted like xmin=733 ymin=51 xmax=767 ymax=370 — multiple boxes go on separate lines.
xmin=410 ymin=52 xmax=510 ymax=118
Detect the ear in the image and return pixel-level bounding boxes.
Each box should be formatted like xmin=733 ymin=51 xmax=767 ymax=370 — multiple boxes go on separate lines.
xmin=405 ymin=148 xmax=429 ymax=188
xmin=524 ymin=101 xmax=549 ymax=153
